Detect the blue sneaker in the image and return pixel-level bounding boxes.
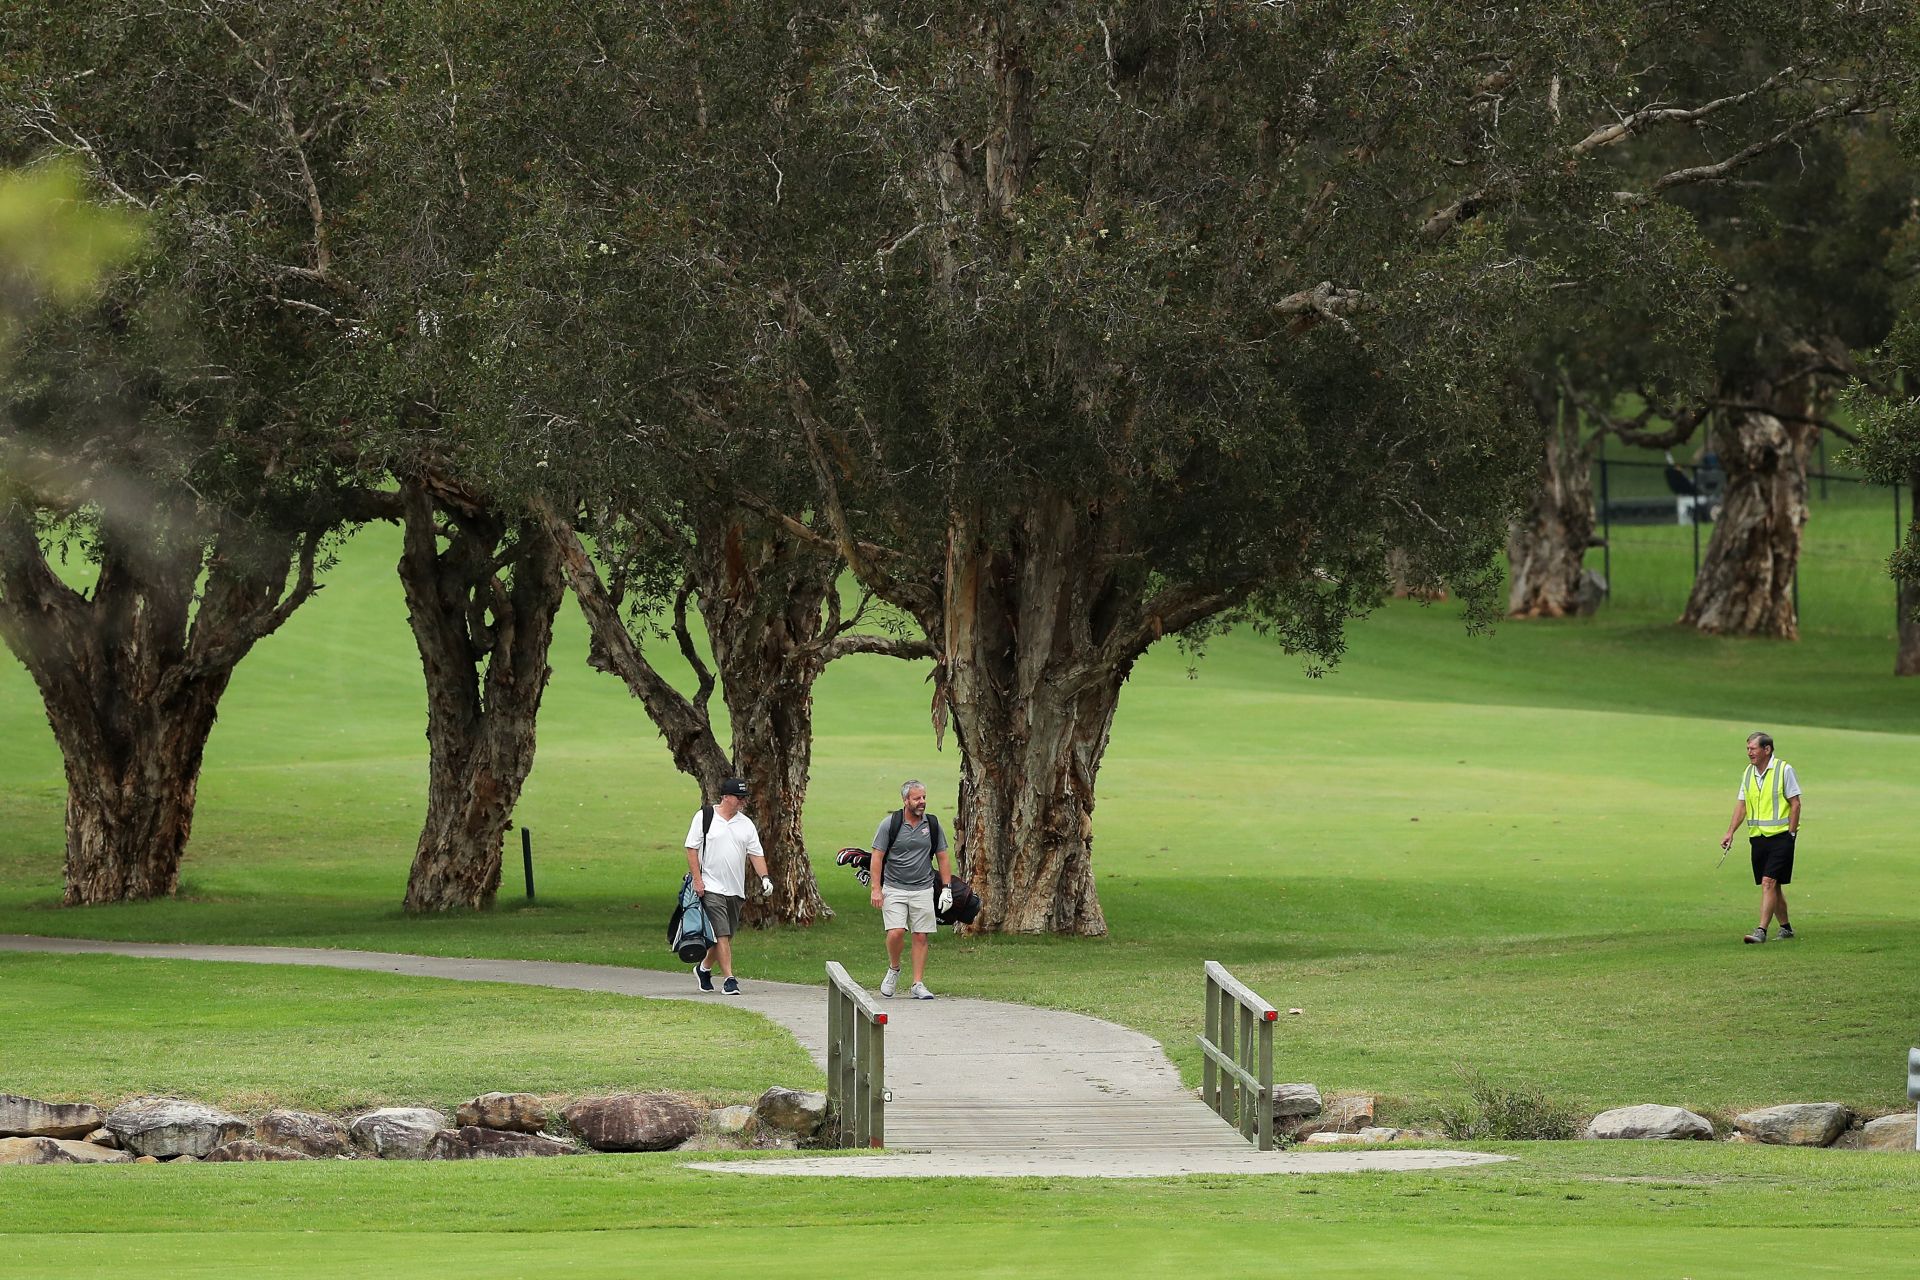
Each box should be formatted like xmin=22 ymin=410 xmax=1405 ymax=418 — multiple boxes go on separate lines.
xmin=696 ymin=966 xmax=714 ymax=992
xmin=723 ymin=977 xmax=741 ymax=996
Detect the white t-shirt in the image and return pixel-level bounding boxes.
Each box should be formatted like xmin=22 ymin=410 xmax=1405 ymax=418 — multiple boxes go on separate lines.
xmin=684 ymin=808 xmax=764 ymax=898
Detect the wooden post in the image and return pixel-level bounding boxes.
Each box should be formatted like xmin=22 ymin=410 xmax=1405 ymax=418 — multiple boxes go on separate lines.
xmin=826 ymin=973 xmax=844 ymax=1146
xmin=1202 ymin=970 xmax=1220 ymax=1115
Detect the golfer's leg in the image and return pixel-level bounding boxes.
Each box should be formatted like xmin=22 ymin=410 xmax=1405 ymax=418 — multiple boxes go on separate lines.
xmin=886 ymin=928 xmax=906 ymax=971
xmin=910 ymin=931 xmax=930 ymax=983
xmin=715 ymin=935 xmax=734 ymax=979
xmin=1760 ymin=877 xmax=1781 ymax=929
xmin=1774 ymin=884 xmax=1790 ymax=929
xmin=702 ymin=944 xmax=717 ymax=971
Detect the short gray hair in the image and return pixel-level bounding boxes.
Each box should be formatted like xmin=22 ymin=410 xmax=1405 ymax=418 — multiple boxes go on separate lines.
xmin=900 ymin=779 xmax=925 ymax=802
xmin=1747 ymin=732 xmax=1774 ymax=751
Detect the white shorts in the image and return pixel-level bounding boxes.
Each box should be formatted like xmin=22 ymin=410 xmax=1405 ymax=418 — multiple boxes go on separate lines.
xmin=882 ymin=886 xmax=936 ymax=934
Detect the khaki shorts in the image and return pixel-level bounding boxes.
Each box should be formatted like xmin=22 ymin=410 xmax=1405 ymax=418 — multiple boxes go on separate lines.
xmin=701 ymin=891 xmax=745 ymax=938
xmin=882 ymin=886 xmax=936 ymax=934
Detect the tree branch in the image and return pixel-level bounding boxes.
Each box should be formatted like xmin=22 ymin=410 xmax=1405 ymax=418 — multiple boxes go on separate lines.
xmin=1571 ymin=65 xmax=1806 ymax=156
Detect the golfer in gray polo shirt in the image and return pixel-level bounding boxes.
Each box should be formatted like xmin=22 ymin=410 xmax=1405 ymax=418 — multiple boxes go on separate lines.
xmin=869 ymin=779 xmax=953 ymax=999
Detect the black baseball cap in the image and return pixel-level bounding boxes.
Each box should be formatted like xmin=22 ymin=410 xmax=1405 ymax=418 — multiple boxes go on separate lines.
xmin=718 ymin=778 xmax=749 ymax=798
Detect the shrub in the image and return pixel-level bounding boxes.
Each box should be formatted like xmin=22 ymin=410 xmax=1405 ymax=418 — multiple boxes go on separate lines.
xmin=1435 ymin=1071 xmax=1581 ymax=1141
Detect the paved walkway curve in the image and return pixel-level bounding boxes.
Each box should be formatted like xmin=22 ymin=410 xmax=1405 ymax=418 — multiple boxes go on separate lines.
xmin=1 ymin=935 xmax=1506 ymax=1178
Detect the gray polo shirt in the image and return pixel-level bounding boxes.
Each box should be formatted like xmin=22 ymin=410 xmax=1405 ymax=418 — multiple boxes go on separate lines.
xmin=871 ymin=812 xmax=947 ymax=893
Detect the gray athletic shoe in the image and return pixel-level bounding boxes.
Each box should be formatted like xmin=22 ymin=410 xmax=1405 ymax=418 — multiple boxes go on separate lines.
xmin=879 ymin=968 xmax=899 ymax=998
xmin=1743 ymin=927 xmax=1767 ymax=945
xmin=910 ymin=982 xmax=935 ymax=1000
xmin=1777 ymin=923 xmax=1796 ymax=940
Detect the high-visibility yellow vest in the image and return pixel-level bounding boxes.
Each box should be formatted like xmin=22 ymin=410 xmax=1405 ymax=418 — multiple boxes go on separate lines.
xmin=1742 ymin=761 xmax=1794 ymax=836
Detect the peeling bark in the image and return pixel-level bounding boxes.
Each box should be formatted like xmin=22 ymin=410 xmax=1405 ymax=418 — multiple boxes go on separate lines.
xmin=936 ymin=494 xmax=1236 ymax=937
xmin=1680 ymin=371 xmax=1816 ymax=638
xmin=0 ymin=506 xmax=318 ymax=905
xmin=1507 ymin=398 xmax=1603 ymax=618
xmin=397 ymin=475 xmax=566 ymax=913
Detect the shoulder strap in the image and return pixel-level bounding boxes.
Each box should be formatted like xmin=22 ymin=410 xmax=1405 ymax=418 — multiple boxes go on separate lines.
xmin=701 ymin=803 xmax=714 ymax=854
xmin=926 ymin=814 xmax=942 ymax=870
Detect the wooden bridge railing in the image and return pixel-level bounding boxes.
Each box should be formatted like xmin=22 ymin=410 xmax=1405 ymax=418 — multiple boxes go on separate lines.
xmin=1198 ymin=960 xmax=1276 ymax=1150
xmin=825 ymin=961 xmax=886 ymax=1148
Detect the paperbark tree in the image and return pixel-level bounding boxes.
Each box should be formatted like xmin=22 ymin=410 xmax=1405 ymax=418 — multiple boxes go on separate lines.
xmin=0 ymin=2 xmax=387 ymax=904
xmin=727 ymin=3 xmax=1891 ymax=933
xmin=354 ymin=1 xmax=929 ymax=924
xmin=396 ymin=471 xmax=566 ymax=912
xmin=1506 ymin=392 xmax=1604 ymax=619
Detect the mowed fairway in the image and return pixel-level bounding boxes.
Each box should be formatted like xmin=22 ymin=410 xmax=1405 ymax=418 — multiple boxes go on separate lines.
xmin=4 ymin=515 xmax=1920 ymax=1273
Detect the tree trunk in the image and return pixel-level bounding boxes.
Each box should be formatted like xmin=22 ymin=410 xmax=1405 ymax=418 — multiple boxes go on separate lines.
xmin=1680 ymin=373 xmax=1816 ymax=638
xmin=1898 ymin=465 xmax=1920 ymax=676
xmin=1507 ymin=397 xmax=1603 ymax=618
xmin=938 ymin=498 xmax=1149 ymax=937
xmin=699 ymin=524 xmax=840 ymax=929
xmin=1898 ymin=579 xmax=1920 ymax=676
xmin=0 ymin=507 xmax=318 ymax=904
xmin=53 ymin=667 xmax=226 ymax=904
xmin=398 ymin=477 xmax=566 ymax=913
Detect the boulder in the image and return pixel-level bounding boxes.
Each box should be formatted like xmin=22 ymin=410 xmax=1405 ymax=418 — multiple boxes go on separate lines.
xmin=753 ymin=1088 xmax=828 ymax=1142
xmin=427 ymin=1126 xmax=574 ymax=1160
xmin=0 ymin=1093 xmax=104 ymax=1140
xmin=132 ymin=1155 xmax=160 ymax=1165
xmin=349 ymin=1107 xmax=449 ymax=1159
xmin=1583 ymin=1104 xmax=1714 ymax=1141
xmin=257 ymin=1110 xmax=352 ymax=1159
xmin=0 ymin=1136 xmax=131 ymax=1165
xmin=104 ymin=1098 xmax=249 ymax=1159
xmin=1302 ymin=1127 xmax=1401 ymax=1145
xmin=454 ymin=1092 xmax=548 ymax=1134
xmin=1294 ymin=1095 xmax=1376 ymax=1138
xmin=1855 ymin=1115 xmax=1918 ymax=1152
xmin=1733 ymin=1103 xmax=1852 ymax=1148
xmin=706 ymin=1105 xmax=758 ymax=1138
xmin=84 ymin=1128 xmax=118 ymax=1149
xmin=563 ymin=1094 xmax=701 ymax=1153
xmin=202 ymin=1140 xmax=310 ymax=1162
xmin=1270 ymin=1083 xmax=1323 ymax=1122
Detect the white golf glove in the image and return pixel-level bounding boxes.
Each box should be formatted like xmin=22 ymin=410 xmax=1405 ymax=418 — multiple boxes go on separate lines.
xmin=759 ymin=876 xmax=773 ymax=897
xmin=937 ymin=885 xmax=953 ymax=913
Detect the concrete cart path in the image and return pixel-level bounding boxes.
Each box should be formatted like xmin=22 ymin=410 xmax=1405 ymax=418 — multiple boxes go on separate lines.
xmin=1 ymin=935 xmax=1506 ymax=1178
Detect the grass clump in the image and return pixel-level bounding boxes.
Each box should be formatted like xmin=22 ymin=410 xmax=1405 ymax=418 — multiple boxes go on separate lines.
xmin=1436 ymin=1070 xmax=1583 ymax=1141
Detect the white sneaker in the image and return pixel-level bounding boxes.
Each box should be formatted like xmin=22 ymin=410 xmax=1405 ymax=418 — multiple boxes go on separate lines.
xmin=879 ymin=968 xmax=899 ymax=998
xmin=910 ymin=982 xmax=935 ymax=1000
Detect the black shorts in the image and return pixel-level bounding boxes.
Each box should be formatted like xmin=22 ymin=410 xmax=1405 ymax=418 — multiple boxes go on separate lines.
xmin=1750 ymin=832 xmax=1794 ymax=885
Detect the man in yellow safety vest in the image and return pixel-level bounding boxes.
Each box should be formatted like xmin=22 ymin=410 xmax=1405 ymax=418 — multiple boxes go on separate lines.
xmin=1719 ymin=731 xmax=1802 ymax=945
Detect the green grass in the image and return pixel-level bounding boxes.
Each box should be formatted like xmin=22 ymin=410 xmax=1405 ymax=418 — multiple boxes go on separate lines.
xmin=5 ymin=498 xmax=1920 ymax=1273
xmin=4 ymin=498 xmax=1919 ymax=1126
xmin=0 ymin=953 xmax=818 ymax=1114
xmin=1 ymin=1143 xmax=1917 ymax=1277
